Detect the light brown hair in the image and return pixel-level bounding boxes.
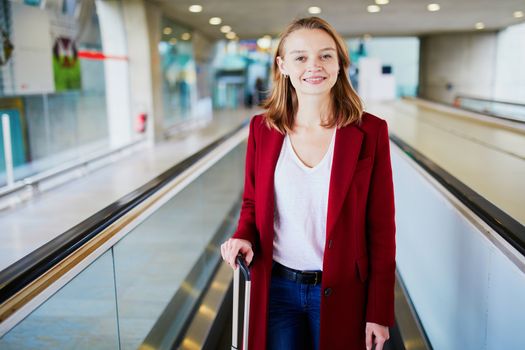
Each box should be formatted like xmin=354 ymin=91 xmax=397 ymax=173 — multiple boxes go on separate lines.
xmin=263 ymin=17 xmax=363 ymax=133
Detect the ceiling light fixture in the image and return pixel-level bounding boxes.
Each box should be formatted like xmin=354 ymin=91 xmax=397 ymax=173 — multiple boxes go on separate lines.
xmin=163 ymin=27 xmax=172 ymax=35
xmin=514 ymin=11 xmax=524 ymax=18
xmin=475 ymin=22 xmax=485 ymax=30
xmin=427 ymin=4 xmax=440 ymax=12
xmin=188 ymin=5 xmax=202 ymax=13
xmin=220 ymin=25 xmax=232 ymax=33
xmin=181 ymin=33 xmax=191 ymax=40
xmin=226 ymin=32 xmax=237 ymax=40
xmin=367 ymin=5 xmax=381 ymax=13
xmin=209 ymin=17 xmax=222 ymax=25
xmin=169 ymin=38 xmax=178 ymax=45
xmin=375 ymin=0 xmax=389 ymax=5
xmin=257 ymin=35 xmax=272 ymax=49
xmin=308 ymin=6 xmax=322 ymax=14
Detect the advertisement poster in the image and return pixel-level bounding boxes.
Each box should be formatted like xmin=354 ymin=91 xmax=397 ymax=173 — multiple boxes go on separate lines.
xmin=50 ymin=12 xmax=81 ymax=92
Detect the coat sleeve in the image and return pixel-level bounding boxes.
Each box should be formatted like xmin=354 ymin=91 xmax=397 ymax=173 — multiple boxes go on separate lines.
xmin=365 ymin=120 xmax=396 ymax=327
xmin=231 ymin=116 xmax=259 ymax=248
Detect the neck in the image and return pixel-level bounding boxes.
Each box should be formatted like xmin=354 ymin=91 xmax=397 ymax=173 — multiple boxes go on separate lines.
xmin=295 ymin=93 xmax=331 ymax=129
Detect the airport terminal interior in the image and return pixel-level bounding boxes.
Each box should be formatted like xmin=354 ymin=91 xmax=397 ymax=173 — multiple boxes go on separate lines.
xmin=0 ymin=0 xmax=524 ymax=349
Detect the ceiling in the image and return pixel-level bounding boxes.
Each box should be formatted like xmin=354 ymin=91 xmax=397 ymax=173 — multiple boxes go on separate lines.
xmin=150 ymin=0 xmax=525 ymax=40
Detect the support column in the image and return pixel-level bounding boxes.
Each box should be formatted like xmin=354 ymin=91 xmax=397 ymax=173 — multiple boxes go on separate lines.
xmin=95 ymin=0 xmax=132 ymax=148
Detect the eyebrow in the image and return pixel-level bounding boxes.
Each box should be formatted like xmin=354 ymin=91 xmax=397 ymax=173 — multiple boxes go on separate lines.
xmin=288 ymin=47 xmax=337 ymax=54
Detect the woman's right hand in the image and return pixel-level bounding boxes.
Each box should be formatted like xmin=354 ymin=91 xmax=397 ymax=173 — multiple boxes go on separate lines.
xmin=220 ymin=238 xmax=254 ymax=269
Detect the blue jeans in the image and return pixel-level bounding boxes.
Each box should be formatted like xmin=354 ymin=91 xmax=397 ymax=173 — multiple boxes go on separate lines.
xmin=267 ymin=272 xmax=321 ymax=350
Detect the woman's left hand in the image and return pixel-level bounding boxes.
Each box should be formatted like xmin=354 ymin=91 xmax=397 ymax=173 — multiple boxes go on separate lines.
xmin=365 ymin=322 xmax=389 ymax=350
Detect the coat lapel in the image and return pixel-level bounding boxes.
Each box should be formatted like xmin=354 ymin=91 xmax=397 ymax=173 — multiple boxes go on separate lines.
xmin=326 ymin=125 xmax=364 ymax=239
xmin=259 ymin=126 xmax=284 ymax=243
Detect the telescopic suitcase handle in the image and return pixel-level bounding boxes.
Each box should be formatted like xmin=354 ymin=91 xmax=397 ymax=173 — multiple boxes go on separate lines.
xmin=232 ymin=254 xmax=251 ymax=350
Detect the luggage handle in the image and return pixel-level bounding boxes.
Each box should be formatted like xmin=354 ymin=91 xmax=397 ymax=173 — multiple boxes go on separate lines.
xmin=232 ymin=254 xmax=251 ymax=350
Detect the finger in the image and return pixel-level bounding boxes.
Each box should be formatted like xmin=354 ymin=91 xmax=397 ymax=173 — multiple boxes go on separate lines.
xmin=365 ymin=328 xmax=373 ymax=350
xmin=238 ymin=244 xmax=250 ymax=261
xmin=245 ymin=248 xmax=254 ymax=265
xmin=375 ymin=337 xmax=385 ymax=350
xmin=221 ymin=242 xmax=228 ymax=260
xmin=230 ymin=244 xmax=239 ymax=269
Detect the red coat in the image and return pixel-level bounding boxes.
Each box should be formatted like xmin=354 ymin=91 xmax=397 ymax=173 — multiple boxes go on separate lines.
xmin=232 ymin=112 xmax=396 ymax=350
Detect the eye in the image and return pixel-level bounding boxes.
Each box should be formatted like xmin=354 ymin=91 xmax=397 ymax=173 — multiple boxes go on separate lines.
xmin=321 ymin=54 xmax=333 ymax=60
xmin=295 ymin=56 xmax=307 ymax=62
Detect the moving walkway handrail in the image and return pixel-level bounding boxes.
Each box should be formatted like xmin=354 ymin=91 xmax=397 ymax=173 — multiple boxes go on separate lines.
xmin=0 ymin=120 xmax=249 ymax=315
xmin=453 ymin=95 xmax=525 ymax=124
xmin=455 ymin=94 xmax=525 ymax=108
xmin=389 ymin=134 xmax=525 ymax=257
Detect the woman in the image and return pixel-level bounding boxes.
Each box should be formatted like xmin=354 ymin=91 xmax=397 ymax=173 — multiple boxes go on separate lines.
xmin=221 ymin=17 xmax=395 ymax=350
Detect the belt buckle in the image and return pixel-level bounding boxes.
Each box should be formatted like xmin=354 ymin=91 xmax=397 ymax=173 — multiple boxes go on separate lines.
xmin=302 ymin=270 xmax=318 ymax=285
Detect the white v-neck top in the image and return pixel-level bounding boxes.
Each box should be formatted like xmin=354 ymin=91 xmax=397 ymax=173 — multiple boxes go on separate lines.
xmin=273 ymin=130 xmax=336 ymax=271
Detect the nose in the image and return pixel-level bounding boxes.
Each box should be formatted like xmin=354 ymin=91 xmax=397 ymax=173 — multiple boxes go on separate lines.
xmin=306 ymin=57 xmax=322 ymax=71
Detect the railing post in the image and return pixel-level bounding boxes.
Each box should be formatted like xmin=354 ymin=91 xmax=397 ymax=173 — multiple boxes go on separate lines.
xmin=2 ymin=113 xmax=15 ymax=187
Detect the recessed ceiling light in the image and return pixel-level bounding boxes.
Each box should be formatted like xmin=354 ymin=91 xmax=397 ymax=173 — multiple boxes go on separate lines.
xmin=475 ymin=22 xmax=485 ymax=30
xmin=181 ymin=33 xmax=191 ymax=40
xmin=188 ymin=5 xmax=202 ymax=13
xmin=367 ymin=5 xmax=381 ymax=13
xmin=427 ymin=3 xmax=440 ymax=12
xmin=169 ymin=38 xmax=178 ymax=45
xmin=226 ymin=32 xmax=237 ymax=40
xmin=209 ymin=17 xmax=222 ymax=25
xmin=308 ymin=6 xmax=322 ymax=14
xmin=514 ymin=11 xmax=524 ymax=18
xmin=220 ymin=25 xmax=232 ymax=33
xmin=163 ymin=27 xmax=172 ymax=35
xmin=375 ymin=0 xmax=389 ymax=5
xmin=257 ymin=35 xmax=272 ymax=49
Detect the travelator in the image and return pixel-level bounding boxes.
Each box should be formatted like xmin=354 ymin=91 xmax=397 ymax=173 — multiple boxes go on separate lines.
xmin=0 ymin=118 xmax=523 ymax=350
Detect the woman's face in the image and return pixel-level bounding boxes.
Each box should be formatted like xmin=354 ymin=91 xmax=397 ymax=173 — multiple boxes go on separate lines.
xmin=277 ymin=28 xmax=340 ymax=99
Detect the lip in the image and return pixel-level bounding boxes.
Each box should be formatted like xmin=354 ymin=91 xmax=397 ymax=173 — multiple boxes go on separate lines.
xmin=303 ymin=76 xmax=327 ymax=84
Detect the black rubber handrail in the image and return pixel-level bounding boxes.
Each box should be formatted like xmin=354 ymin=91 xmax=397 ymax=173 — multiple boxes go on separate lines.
xmin=390 ymin=134 xmax=525 ymax=257
xmin=0 ymin=120 xmax=249 ymax=305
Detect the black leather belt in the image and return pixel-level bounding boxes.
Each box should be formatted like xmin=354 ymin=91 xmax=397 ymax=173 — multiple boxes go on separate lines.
xmin=272 ymin=262 xmax=322 ymax=285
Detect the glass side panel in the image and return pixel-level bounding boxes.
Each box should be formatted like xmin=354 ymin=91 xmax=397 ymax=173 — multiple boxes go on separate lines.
xmin=113 ymin=143 xmax=244 ymax=349
xmin=0 ymin=250 xmax=119 ymax=349
xmin=0 ymin=141 xmax=245 ymax=349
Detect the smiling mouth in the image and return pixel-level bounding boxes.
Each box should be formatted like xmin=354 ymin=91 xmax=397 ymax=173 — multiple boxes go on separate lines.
xmin=303 ymin=77 xmax=327 ymax=84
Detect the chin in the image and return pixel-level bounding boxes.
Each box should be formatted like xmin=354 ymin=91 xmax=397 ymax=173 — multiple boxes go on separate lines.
xmin=299 ymin=84 xmax=334 ymax=95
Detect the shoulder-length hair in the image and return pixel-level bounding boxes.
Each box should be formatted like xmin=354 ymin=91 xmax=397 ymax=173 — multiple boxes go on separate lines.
xmin=263 ymin=17 xmax=363 ymax=133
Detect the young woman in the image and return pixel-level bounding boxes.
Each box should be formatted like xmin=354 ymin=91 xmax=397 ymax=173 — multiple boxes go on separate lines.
xmin=221 ymin=17 xmax=396 ymax=350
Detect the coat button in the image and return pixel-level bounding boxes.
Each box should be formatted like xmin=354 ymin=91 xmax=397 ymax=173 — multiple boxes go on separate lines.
xmin=324 ymin=288 xmax=332 ymax=296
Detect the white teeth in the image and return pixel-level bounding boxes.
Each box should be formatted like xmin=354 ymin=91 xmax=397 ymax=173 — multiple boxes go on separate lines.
xmin=304 ymin=77 xmax=324 ymax=82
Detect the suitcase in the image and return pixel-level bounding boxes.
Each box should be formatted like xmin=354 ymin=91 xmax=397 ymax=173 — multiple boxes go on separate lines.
xmin=232 ymin=254 xmax=251 ymax=350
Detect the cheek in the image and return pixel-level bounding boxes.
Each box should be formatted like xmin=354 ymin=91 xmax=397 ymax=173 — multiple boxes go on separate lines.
xmin=288 ymin=67 xmax=304 ymax=83
xmin=327 ymin=62 xmax=339 ymax=74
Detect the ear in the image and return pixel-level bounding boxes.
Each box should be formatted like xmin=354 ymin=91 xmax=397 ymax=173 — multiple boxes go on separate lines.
xmin=276 ymin=56 xmax=287 ymax=76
